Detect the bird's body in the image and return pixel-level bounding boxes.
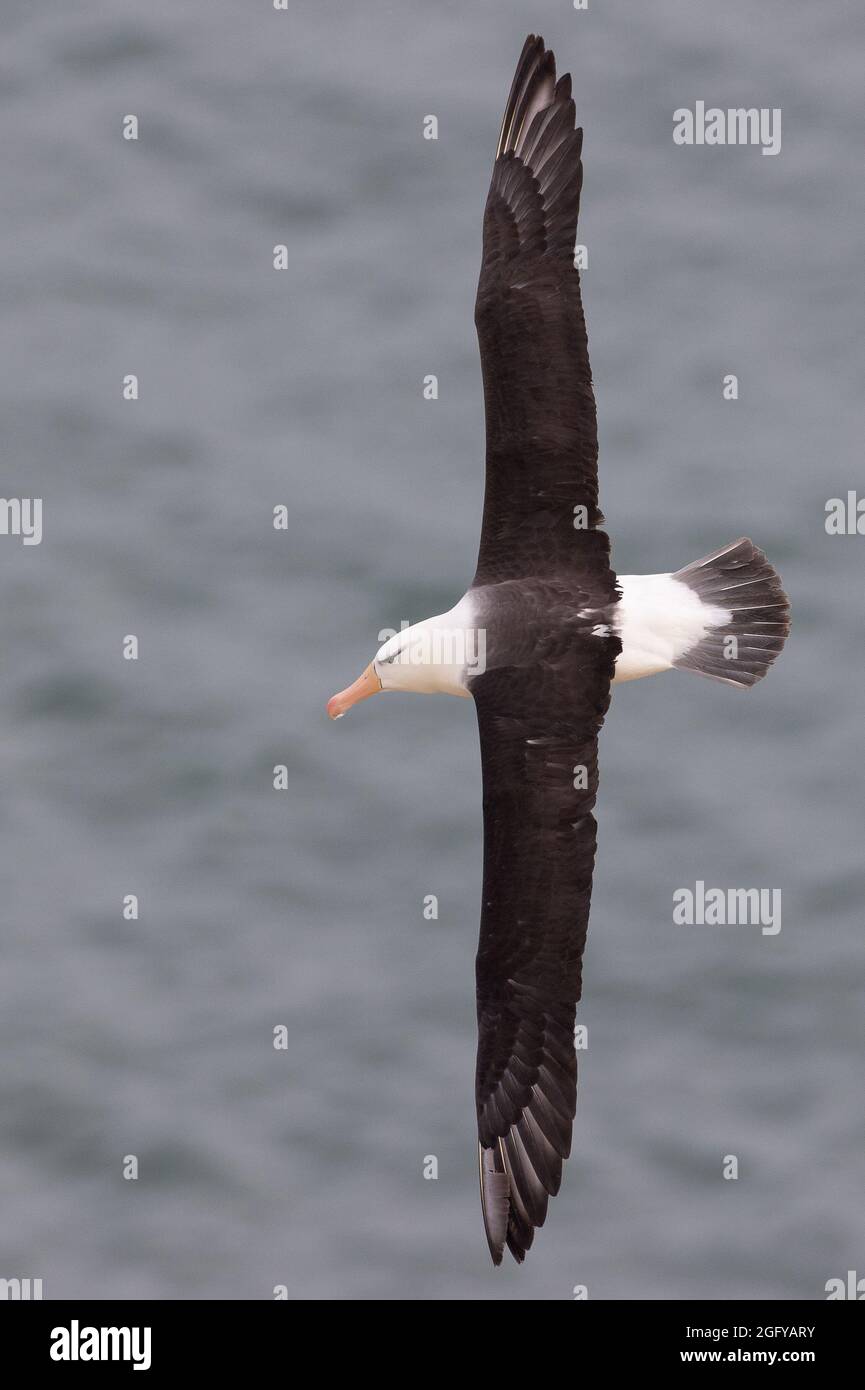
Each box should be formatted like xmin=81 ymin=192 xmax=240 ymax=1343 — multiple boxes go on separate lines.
xmin=327 ymin=35 xmax=790 ymax=1265
xmin=372 ymin=552 xmax=768 ymax=697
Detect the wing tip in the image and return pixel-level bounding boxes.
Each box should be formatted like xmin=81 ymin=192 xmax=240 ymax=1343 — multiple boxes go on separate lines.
xmin=479 ymin=1142 xmax=509 ymax=1265
xmin=496 ymin=35 xmax=565 ymax=161
xmin=479 ymin=1101 xmax=570 ymax=1266
xmin=493 ymin=37 xmax=582 ymax=244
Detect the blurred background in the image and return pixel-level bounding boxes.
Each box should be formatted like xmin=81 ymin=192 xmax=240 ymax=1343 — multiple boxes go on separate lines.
xmin=0 ymin=0 xmax=862 ymax=1300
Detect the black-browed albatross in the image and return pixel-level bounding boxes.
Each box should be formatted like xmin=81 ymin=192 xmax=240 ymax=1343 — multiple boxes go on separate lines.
xmin=327 ymin=35 xmax=790 ymax=1266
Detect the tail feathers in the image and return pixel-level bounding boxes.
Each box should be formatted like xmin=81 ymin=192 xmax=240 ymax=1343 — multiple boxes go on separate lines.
xmin=673 ymin=537 xmax=790 ymax=689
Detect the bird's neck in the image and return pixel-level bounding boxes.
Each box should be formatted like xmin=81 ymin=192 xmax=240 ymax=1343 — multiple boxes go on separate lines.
xmin=383 ymin=597 xmax=480 ymax=697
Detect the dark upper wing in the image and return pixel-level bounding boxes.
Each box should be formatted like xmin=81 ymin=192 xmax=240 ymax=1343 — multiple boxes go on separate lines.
xmin=474 ymin=35 xmax=604 ymax=586
xmin=472 ymin=629 xmax=617 ymax=1265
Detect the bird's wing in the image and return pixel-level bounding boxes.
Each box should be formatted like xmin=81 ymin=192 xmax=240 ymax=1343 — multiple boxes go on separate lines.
xmin=473 ymin=34 xmax=606 ymax=586
xmin=471 ymin=630 xmax=617 ymax=1264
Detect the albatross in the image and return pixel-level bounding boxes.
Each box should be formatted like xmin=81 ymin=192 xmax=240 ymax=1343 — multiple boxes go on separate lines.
xmin=327 ymin=35 xmax=790 ymax=1265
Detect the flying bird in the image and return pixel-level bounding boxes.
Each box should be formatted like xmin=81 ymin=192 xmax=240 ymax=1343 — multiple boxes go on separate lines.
xmin=327 ymin=35 xmax=790 ymax=1265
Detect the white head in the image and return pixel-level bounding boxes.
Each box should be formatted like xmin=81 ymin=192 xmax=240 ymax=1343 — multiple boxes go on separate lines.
xmin=327 ymin=608 xmax=477 ymax=719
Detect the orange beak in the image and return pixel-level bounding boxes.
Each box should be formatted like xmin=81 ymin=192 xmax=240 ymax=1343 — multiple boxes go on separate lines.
xmin=327 ymin=663 xmax=381 ymax=720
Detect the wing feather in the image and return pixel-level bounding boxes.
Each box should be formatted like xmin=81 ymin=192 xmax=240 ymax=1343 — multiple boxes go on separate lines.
xmin=474 ymin=36 xmax=601 ymax=586
xmin=472 ymin=630 xmax=616 ymax=1264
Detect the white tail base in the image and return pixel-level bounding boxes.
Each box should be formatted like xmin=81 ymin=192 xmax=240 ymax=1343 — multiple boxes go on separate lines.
xmin=612 ymin=573 xmax=731 ymax=684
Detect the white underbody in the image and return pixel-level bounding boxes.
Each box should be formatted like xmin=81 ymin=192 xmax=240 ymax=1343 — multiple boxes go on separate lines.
xmin=373 ymin=576 xmax=731 ymax=695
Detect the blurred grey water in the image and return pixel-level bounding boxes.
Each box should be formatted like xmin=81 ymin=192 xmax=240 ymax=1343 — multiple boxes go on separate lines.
xmin=0 ymin=0 xmax=862 ymax=1300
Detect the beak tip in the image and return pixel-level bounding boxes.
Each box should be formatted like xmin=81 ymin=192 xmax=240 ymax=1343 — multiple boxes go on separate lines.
xmin=326 ymin=664 xmax=380 ymax=721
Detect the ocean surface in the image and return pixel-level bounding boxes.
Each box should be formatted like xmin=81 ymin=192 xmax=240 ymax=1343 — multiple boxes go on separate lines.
xmin=0 ymin=0 xmax=862 ymax=1300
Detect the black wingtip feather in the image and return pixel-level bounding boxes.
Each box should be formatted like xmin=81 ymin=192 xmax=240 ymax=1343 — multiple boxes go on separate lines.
xmin=489 ymin=36 xmax=583 ymax=268
xmin=496 ymin=35 xmax=570 ymax=161
xmin=479 ymin=1142 xmax=509 ymax=1265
